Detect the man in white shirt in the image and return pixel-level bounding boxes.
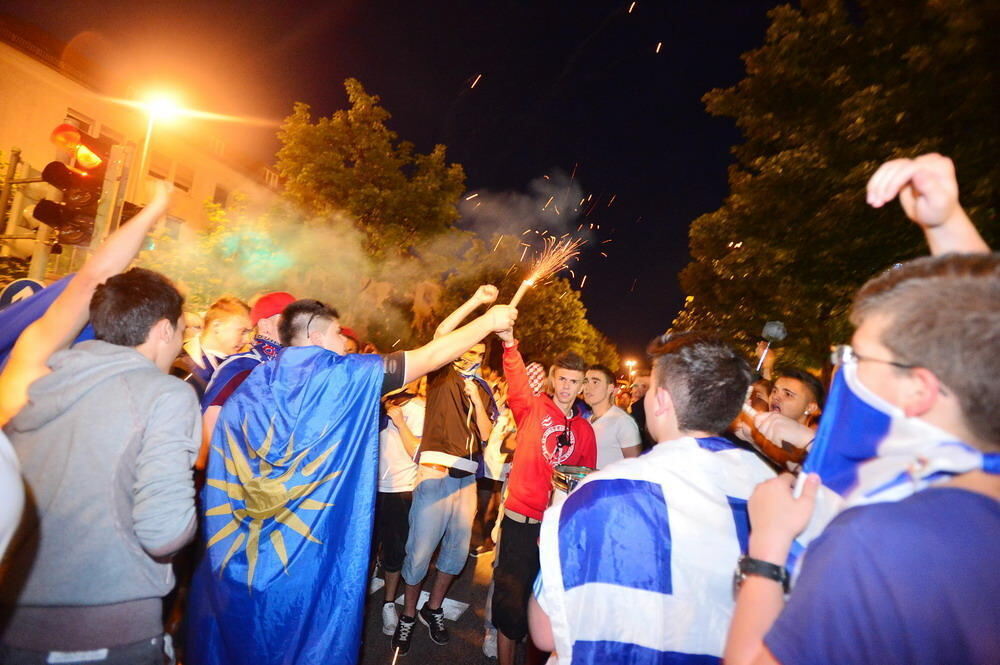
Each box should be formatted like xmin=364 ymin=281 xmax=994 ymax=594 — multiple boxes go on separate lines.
xmin=582 ymin=365 xmax=641 ymax=469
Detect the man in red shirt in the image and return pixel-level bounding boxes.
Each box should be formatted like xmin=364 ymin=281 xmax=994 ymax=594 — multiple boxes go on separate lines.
xmin=492 ymin=326 xmax=596 ymax=665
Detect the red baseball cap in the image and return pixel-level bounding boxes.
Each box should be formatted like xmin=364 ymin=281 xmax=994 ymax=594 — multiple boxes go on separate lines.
xmin=250 ymin=291 xmax=296 ymax=325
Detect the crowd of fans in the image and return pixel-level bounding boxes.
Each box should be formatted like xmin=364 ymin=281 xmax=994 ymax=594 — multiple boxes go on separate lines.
xmin=0 ymin=152 xmax=996 ymax=665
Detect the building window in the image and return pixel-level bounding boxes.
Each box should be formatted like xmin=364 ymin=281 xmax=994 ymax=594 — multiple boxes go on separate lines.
xmin=262 ymin=167 xmax=280 ymax=189
xmin=148 ymin=152 xmax=170 ymax=180
xmin=213 ymin=185 xmax=229 ymax=208
xmin=65 ymin=108 xmax=93 ymax=134
xmin=174 ymin=164 xmax=194 ymax=192
xmin=98 ymin=125 xmax=124 ymax=146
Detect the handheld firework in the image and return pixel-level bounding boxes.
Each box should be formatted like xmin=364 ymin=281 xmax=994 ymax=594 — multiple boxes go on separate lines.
xmin=509 ymin=236 xmax=585 ymax=307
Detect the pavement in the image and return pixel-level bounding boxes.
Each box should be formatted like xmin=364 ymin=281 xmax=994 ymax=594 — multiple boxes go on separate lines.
xmin=359 ymin=549 xmax=527 ymax=665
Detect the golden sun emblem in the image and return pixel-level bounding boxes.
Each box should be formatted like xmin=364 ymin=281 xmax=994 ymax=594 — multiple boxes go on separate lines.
xmin=205 ymin=417 xmax=341 ymax=589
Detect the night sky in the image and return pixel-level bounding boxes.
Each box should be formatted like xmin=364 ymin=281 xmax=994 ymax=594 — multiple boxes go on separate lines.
xmin=9 ymin=0 xmax=782 ymax=361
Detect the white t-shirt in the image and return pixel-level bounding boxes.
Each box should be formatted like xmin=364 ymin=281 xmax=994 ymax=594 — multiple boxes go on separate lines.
xmin=591 ymin=405 xmax=641 ymax=469
xmin=378 ymin=398 xmax=425 ymax=493
xmin=0 ymin=430 xmax=24 ymax=557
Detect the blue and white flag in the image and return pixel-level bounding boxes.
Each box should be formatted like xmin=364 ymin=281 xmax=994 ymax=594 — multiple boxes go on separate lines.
xmin=536 ymin=436 xmax=775 ymax=665
xmin=789 ymin=362 xmax=999 ymax=573
xmin=0 ymin=275 xmax=93 ymax=368
xmin=186 ymin=346 xmax=384 ymax=665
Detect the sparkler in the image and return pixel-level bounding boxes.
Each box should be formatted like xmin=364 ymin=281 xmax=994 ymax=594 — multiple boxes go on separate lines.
xmin=509 ymin=237 xmax=585 ymax=307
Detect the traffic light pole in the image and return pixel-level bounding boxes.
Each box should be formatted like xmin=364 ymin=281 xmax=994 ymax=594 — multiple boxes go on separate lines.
xmin=0 ymin=147 xmax=22 ymax=257
xmin=90 ymin=143 xmax=133 ymax=248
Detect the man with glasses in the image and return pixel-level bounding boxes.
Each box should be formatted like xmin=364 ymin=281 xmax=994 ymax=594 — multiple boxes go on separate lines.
xmin=187 ymin=295 xmax=516 ymax=665
xmin=725 ymin=153 xmax=998 ymax=665
xmin=528 ymin=332 xmax=775 ymax=664
xmin=490 ymin=325 xmax=596 ymax=665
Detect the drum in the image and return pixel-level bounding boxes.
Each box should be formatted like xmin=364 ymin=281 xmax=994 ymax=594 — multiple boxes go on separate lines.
xmin=549 ymin=465 xmax=596 ymax=507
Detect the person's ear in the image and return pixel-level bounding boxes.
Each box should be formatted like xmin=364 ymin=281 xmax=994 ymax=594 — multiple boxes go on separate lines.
xmin=902 ymin=367 xmax=941 ymax=418
xmin=654 ymin=386 xmax=674 ymax=417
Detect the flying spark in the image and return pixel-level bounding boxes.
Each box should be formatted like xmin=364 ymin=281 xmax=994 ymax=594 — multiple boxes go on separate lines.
xmin=465 ymin=193 xmax=479 ymax=201
xmin=628 ymin=1 xmax=637 ymax=13
xmin=580 ymin=275 xmax=588 ymax=288
xmin=656 ymin=41 xmax=663 ymax=53
xmin=470 ymin=73 xmax=483 ymax=89
xmin=607 ymin=194 xmax=617 ymax=207
xmin=493 ymin=236 xmax=503 ymax=252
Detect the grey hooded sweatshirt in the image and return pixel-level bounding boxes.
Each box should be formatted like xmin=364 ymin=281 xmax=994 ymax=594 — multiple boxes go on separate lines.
xmin=1 ymin=340 xmax=200 ymax=651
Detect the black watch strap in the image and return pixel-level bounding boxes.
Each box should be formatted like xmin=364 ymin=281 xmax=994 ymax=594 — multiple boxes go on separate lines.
xmin=737 ymin=555 xmax=790 ymax=593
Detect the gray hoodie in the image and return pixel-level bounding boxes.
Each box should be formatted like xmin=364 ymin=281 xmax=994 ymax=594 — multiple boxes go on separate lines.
xmin=1 ymin=340 xmax=199 ymax=650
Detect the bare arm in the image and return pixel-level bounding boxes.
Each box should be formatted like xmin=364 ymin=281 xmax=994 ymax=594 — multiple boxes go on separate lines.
xmin=403 ymin=305 xmax=517 ymax=384
xmin=465 ymin=379 xmax=495 ymax=441
xmin=433 ymin=284 xmax=498 ymax=338
xmin=528 ymin=595 xmax=555 ymax=653
xmin=0 ymin=184 xmax=172 ymax=426
xmin=724 ymin=473 xmax=819 ymax=665
xmin=387 ymin=405 xmax=422 ymax=458
xmin=866 ymin=153 xmax=989 ymax=255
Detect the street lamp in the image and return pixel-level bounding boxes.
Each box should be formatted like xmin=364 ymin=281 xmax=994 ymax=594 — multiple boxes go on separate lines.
xmin=130 ymin=92 xmax=183 ymax=203
xmin=624 ymin=359 xmax=636 ymax=377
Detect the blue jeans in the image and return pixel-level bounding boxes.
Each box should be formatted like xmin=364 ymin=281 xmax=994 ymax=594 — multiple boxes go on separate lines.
xmin=402 ymin=465 xmax=477 ymax=583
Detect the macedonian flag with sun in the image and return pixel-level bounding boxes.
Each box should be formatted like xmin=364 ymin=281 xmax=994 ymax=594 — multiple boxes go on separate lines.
xmin=186 ymin=347 xmax=386 ymax=665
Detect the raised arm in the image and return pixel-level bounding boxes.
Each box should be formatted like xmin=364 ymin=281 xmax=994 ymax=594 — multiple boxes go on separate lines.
xmin=0 ymin=184 xmax=172 ymax=426
xmin=403 ymin=304 xmax=516 ymax=384
xmin=866 ymin=153 xmax=989 ymax=255
xmin=433 ymin=284 xmax=498 ymax=338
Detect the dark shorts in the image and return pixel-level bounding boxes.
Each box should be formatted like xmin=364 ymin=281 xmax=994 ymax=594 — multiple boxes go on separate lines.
xmin=376 ymin=490 xmax=413 ymax=573
xmin=491 ymin=515 xmax=541 ymax=641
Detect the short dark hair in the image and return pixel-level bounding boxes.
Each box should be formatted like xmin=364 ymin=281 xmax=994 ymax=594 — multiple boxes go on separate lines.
xmin=774 ymin=367 xmax=825 ymax=407
xmin=587 ymin=364 xmax=616 ymax=385
xmin=646 ymin=331 xmax=752 ymax=433
xmin=852 ymin=253 xmax=1000 ymax=446
xmin=551 ymin=352 xmax=587 ymax=374
xmin=90 ymin=268 xmax=183 ymax=347
xmin=278 ymin=299 xmax=339 ymax=346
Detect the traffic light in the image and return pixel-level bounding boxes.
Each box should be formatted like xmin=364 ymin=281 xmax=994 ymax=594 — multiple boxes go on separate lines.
xmin=31 ymin=124 xmax=113 ymax=246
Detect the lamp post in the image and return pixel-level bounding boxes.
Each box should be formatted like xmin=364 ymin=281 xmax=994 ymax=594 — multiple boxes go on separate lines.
xmin=129 ymin=93 xmax=182 ymax=203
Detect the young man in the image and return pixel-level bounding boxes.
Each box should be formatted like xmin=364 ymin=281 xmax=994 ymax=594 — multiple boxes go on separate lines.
xmin=0 ymin=185 xmax=201 ymax=665
xmin=725 ymin=153 xmax=997 ymax=665
xmin=171 ymin=295 xmax=252 ymax=399
xmin=377 ymin=380 xmax=425 ymax=636
xmin=529 ymin=333 xmax=775 ymax=664
xmin=582 ymin=364 xmax=641 ymax=469
xmin=187 ymin=295 xmax=516 ymax=665
xmin=768 ymin=367 xmax=824 ymax=426
xmin=492 ymin=328 xmax=596 ymax=665
xmin=394 ymin=285 xmax=499 ymax=654
xmin=198 ymin=291 xmax=296 ymax=469
xmin=628 ymin=369 xmax=655 ymax=450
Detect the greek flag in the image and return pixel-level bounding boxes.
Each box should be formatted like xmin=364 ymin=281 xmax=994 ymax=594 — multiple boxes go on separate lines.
xmin=790 ymin=362 xmax=1000 ymax=572
xmin=536 ymin=436 xmax=775 ymax=665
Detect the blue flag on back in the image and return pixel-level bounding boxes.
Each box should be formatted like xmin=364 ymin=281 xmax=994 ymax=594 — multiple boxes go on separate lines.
xmin=187 ymin=346 xmax=385 ymax=665
xmin=536 ymin=437 xmax=775 ymax=664
xmin=789 ymin=361 xmax=999 ymax=572
xmin=0 ymin=276 xmax=94 ymax=368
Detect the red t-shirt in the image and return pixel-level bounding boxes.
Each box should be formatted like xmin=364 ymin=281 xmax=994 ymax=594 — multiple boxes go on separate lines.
xmin=502 ymin=342 xmax=596 ymax=520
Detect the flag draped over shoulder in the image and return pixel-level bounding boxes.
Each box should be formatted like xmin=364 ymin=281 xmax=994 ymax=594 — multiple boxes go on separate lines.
xmin=536 ymin=437 xmax=775 ymax=665
xmin=789 ymin=362 xmax=1000 ymax=573
xmin=187 ymin=346 xmax=385 ymax=665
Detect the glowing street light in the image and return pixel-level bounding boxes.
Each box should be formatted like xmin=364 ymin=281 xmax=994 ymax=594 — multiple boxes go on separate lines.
xmin=129 ymin=91 xmax=185 ymax=202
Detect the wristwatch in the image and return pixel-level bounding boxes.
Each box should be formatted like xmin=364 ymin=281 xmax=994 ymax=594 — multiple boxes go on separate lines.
xmin=733 ymin=555 xmax=790 ymax=594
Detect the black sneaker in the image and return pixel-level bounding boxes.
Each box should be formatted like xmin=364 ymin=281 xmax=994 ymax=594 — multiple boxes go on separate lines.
xmin=418 ymin=605 xmax=449 ymax=645
xmin=392 ymin=615 xmax=415 ymax=655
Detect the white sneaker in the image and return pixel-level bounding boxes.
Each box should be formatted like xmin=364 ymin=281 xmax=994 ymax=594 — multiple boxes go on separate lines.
xmin=483 ymin=626 xmax=498 ymax=659
xmin=382 ymin=601 xmax=399 ymax=636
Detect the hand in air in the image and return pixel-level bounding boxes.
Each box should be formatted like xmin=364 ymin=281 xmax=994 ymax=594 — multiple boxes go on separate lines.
xmin=486 ymin=305 xmax=517 ymax=334
xmin=866 ymin=153 xmax=959 ymax=229
xmin=475 ymin=285 xmax=499 ymax=305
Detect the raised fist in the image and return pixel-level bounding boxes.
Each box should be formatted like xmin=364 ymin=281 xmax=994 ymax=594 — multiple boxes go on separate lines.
xmin=475 ymin=285 xmax=499 ymax=305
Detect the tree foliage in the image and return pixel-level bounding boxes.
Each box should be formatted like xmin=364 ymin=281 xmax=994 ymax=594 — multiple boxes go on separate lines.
xmin=275 ymin=79 xmax=467 ymax=256
xmin=673 ymin=0 xmax=998 ymax=369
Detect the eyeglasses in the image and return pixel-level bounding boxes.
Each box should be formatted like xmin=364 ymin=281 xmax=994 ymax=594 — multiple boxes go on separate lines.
xmin=830 ymin=344 xmax=917 ymax=370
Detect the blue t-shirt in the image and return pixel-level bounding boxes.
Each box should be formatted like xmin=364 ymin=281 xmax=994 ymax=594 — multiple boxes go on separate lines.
xmin=766 ymin=487 xmax=1000 ymax=665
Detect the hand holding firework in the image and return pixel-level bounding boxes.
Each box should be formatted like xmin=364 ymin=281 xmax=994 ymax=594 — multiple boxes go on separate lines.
xmin=509 ymin=236 xmax=585 ymax=307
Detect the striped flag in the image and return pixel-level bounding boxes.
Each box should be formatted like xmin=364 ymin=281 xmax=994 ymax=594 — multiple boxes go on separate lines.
xmin=536 ymin=436 xmax=775 ymax=664
xmin=789 ymin=362 xmax=999 ymax=573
